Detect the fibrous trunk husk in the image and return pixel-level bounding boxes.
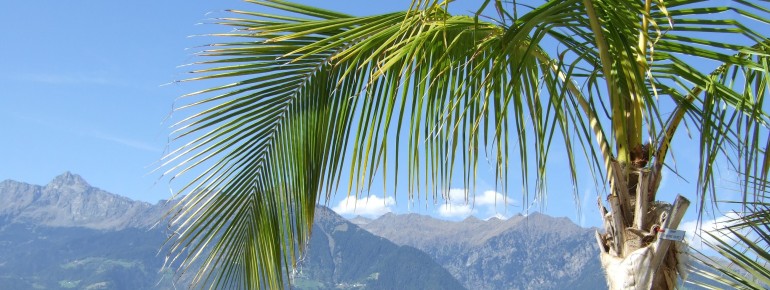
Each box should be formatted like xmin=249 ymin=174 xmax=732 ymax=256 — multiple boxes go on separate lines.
xmin=597 ymin=160 xmax=690 ymax=290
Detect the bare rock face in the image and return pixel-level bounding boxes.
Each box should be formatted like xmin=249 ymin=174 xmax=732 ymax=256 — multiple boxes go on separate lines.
xmin=0 ymin=172 xmax=165 ymax=230
xmin=357 ymin=212 xmax=608 ymax=290
xmin=296 ymin=207 xmax=467 ymax=290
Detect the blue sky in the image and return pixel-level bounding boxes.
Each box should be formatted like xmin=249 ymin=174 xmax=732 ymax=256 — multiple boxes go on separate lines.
xmin=0 ymin=0 xmax=749 ymax=240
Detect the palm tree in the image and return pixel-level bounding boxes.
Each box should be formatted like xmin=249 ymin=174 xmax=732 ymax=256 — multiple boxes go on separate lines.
xmin=161 ymin=0 xmax=770 ymax=289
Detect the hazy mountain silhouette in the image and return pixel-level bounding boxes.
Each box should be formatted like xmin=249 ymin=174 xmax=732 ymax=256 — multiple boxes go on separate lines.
xmin=354 ymin=212 xmax=608 ymax=290
xmin=0 ymin=173 xmax=462 ymax=289
xmin=1 ymin=173 xmax=718 ymax=289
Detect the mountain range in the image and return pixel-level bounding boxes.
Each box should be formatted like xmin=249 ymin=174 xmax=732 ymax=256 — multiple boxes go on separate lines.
xmin=352 ymin=212 xmax=606 ymax=289
xmin=0 ymin=172 xmax=636 ymax=289
xmin=0 ymin=173 xmax=461 ymax=289
xmin=0 ymin=172 xmax=165 ymax=230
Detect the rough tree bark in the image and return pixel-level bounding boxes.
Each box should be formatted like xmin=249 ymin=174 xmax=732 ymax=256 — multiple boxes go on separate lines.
xmin=596 ymin=152 xmax=690 ymax=290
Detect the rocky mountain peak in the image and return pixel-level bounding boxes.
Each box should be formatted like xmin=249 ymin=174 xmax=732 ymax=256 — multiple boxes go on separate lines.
xmin=1 ymin=173 xmax=163 ymax=230
xmin=46 ymin=171 xmax=90 ymax=190
xmin=348 ymin=215 xmax=372 ymax=227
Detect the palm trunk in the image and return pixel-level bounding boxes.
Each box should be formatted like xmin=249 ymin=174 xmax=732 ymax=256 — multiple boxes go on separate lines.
xmin=596 ymin=160 xmax=690 ymax=290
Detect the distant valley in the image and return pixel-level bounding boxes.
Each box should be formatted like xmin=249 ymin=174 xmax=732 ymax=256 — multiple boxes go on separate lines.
xmin=1 ymin=172 xmax=686 ymax=289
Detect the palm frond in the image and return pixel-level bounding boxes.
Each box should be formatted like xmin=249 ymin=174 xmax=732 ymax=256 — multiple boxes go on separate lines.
xmin=688 ymin=176 xmax=770 ymax=289
xmin=162 ymin=0 xmax=770 ymax=288
xmin=164 ymin=1 xmax=592 ymax=287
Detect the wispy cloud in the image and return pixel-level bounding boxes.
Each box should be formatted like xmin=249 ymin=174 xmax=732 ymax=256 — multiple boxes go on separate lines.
xmin=5 ymin=111 xmax=161 ymax=153
xmin=437 ymin=188 xmax=517 ymax=219
xmin=681 ymin=212 xmax=741 ymax=251
xmin=332 ymin=195 xmax=395 ymax=218
xmin=9 ymin=112 xmax=163 ymax=152
xmin=91 ymin=131 xmax=162 ymax=153
xmin=581 ymin=187 xmax=592 ymax=227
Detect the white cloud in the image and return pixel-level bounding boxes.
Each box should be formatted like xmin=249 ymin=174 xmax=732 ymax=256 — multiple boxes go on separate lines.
xmin=332 ymin=195 xmax=395 ymax=218
xmin=580 ymin=188 xmax=592 ymax=227
xmin=438 ymin=203 xmax=475 ymax=218
xmin=437 ymin=188 xmax=516 ymax=219
xmin=444 ymin=188 xmax=468 ymax=203
xmin=681 ymin=212 xmax=741 ymax=251
xmin=476 ymin=190 xmax=513 ymax=206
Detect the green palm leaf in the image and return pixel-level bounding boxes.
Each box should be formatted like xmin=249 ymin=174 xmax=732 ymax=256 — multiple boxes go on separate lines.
xmin=162 ymin=0 xmax=770 ymax=288
xmin=689 ymin=176 xmax=770 ymax=289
